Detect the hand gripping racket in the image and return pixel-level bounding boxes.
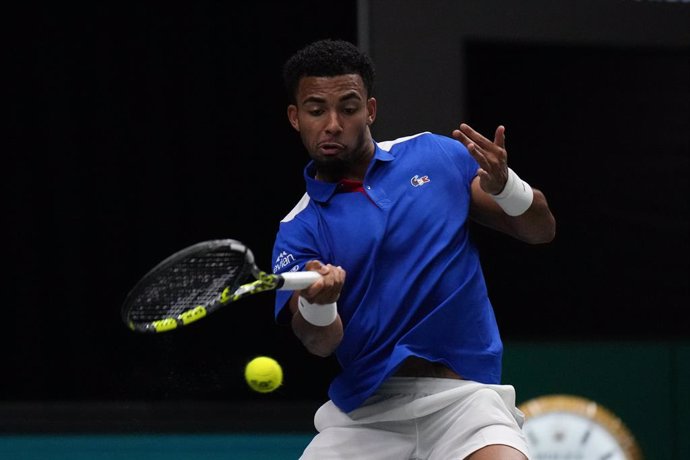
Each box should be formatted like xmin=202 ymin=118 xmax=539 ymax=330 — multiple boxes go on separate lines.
xmin=122 ymin=239 xmax=319 ymax=333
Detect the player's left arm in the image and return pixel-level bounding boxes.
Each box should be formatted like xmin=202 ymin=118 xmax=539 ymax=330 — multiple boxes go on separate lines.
xmin=453 ymin=123 xmax=556 ymax=244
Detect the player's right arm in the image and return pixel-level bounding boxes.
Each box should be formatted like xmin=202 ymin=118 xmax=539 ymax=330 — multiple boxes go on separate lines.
xmin=289 ymin=260 xmax=346 ymax=357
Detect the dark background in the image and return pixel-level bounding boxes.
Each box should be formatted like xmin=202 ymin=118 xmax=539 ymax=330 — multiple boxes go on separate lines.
xmin=7 ymin=2 xmax=354 ymax=403
xmin=6 ymin=1 xmax=689 ymax=408
xmin=464 ymin=41 xmax=689 ymax=340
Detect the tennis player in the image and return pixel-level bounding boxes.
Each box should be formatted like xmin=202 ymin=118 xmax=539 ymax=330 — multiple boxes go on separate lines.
xmin=271 ymin=39 xmax=556 ymax=460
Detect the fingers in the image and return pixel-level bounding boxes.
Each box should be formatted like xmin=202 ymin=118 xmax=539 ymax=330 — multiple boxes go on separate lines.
xmin=452 ymin=126 xmax=490 ymax=171
xmin=452 ymin=123 xmax=509 ymax=195
xmin=453 ymin=123 xmax=506 ymax=150
xmin=494 ymin=125 xmax=506 ymax=149
xmin=302 ymin=260 xmax=346 ymax=304
xmin=453 ymin=123 xmax=495 ymax=151
xmin=453 ymin=123 xmax=507 ymax=163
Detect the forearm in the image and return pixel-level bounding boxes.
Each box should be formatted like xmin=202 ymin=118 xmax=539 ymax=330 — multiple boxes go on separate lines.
xmin=471 ymin=184 xmax=556 ymax=244
xmin=503 ymin=188 xmax=556 ymax=244
xmin=292 ymin=310 xmax=343 ymax=357
xmin=289 ymin=292 xmax=343 ymax=357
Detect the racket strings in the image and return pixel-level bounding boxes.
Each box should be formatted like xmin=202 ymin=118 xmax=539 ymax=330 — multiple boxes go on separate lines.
xmin=127 ymin=249 xmax=247 ymax=322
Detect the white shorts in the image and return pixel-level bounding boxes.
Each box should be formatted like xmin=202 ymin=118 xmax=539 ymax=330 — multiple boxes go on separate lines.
xmin=300 ymin=377 xmax=529 ymax=460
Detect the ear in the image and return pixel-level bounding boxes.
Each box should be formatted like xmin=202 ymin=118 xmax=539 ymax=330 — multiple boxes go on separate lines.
xmin=366 ymin=97 xmax=377 ymax=125
xmin=287 ymin=105 xmax=300 ymax=131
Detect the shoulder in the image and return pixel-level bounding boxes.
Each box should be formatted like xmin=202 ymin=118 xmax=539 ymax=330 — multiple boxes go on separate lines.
xmin=377 ymin=131 xmax=477 ymax=184
xmin=274 ymin=193 xmax=318 ymax=260
xmin=376 ymin=132 xmax=467 ymax=156
xmin=277 ymin=193 xmax=322 ymax=242
xmin=280 ymin=193 xmax=313 ymax=223
xmin=376 ymin=132 xmax=431 ymax=152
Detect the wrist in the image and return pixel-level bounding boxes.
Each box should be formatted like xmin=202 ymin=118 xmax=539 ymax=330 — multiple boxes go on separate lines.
xmin=298 ymin=296 xmax=337 ymax=327
xmin=491 ymin=168 xmax=534 ymax=216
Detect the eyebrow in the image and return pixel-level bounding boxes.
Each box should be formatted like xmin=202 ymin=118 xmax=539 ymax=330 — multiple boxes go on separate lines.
xmin=302 ymin=91 xmax=363 ymax=106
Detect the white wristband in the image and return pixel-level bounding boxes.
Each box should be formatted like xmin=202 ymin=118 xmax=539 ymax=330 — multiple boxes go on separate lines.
xmin=298 ymin=296 xmax=337 ymax=327
xmin=491 ymin=168 xmax=534 ymax=216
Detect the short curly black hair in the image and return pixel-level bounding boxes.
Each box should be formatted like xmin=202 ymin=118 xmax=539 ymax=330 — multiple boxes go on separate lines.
xmin=283 ymin=39 xmax=375 ymax=104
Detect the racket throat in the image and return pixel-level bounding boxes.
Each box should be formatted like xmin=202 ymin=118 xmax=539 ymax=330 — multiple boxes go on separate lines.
xmin=221 ymin=272 xmax=279 ymax=303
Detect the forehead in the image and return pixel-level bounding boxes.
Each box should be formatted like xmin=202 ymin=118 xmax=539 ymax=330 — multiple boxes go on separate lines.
xmin=296 ymin=74 xmax=366 ymax=103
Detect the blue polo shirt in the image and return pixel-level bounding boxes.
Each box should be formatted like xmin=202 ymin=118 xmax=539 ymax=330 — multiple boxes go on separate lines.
xmin=271 ymin=132 xmax=503 ymax=413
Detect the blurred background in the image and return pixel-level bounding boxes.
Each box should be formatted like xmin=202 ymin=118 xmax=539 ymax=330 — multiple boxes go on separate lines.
xmin=5 ymin=1 xmax=689 ymax=458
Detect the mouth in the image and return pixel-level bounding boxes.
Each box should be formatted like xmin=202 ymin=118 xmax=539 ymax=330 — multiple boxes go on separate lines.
xmin=317 ymin=142 xmax=345 ymax=156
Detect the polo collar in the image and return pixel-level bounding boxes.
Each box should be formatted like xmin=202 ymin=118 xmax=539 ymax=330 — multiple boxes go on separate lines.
xmin=303 ymin=143 xmax=395 ymax=204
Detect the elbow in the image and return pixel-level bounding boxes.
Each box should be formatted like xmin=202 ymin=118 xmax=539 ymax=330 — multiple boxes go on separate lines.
xmin=293 ymin=314 xmax=343 ymax=358
xmin=532 ymin=229 xmax=556 ymax=245
xmin=521 ymin=190 xmax=556 ymax=244
xmin=307 ymin=344 xmax=337 ymax=358
xmin=546 ymin=223 xmax=556 ymax=243
xmin=303 ymin=330 xmax=342 ymax=357
xmin=526 ymin=217 xmax=556 ymax=244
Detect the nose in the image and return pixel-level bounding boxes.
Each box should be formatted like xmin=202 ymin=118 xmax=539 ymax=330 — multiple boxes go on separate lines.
xmin=324 ymin=111 xmax=342 ymax=135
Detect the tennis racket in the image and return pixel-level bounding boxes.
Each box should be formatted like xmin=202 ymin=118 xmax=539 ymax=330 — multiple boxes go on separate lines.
xmin=122 ymin=239 xmax=320 ymax=333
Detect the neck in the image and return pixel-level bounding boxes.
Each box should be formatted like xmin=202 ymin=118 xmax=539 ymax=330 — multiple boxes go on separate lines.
xmin=314 ymin=138 xmax=375 ymax=183
xmin=315 ymin=163 xmax=369 ymax=182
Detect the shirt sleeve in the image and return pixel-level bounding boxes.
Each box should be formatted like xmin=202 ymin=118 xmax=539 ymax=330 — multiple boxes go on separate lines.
xmin=271 ymin=217 xmax=322 ymax=324
xmin=432 ymin=134 xmax=480 ymax=186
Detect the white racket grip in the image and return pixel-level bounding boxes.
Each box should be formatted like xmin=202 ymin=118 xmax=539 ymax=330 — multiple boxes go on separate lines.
xmin=279 ymin=271 xmax=322 ymax=290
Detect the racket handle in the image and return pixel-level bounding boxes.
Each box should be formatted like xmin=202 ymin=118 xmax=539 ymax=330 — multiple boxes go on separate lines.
xmin=279 ymin=271 xmax=322 ymax=290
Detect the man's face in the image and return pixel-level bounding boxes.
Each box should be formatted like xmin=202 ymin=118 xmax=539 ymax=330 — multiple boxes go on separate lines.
xmin=287 ymin=74 xmax=376 ymax=173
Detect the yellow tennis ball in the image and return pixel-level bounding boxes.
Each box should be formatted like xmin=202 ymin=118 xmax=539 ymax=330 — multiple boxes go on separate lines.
xmin=244 ymin=356 xmax=283 ymax=393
